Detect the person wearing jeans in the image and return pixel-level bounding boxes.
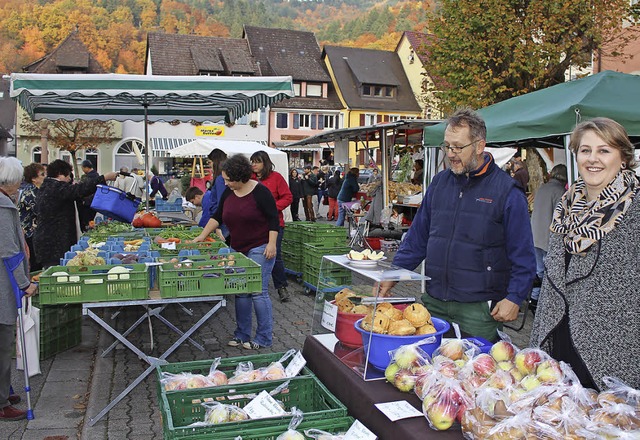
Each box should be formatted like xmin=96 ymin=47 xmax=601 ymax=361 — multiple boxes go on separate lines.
xmin=194 ymin=154 xmax=279 ymax=350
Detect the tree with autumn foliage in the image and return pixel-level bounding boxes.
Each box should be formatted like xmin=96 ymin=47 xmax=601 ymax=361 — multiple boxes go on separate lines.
xmin=21 ymin=119 xmax=116 ymax=180
xmin=422 ymin=0 xmax=640 ymax=114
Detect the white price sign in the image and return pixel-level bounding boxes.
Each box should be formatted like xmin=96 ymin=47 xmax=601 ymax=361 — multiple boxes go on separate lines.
xmin=243 ymin=390 xmax=287 ymax=419
xmin=285 ymin=351 xmax=306 ymax=378
xmin=161 ymin=242 xmax=177 ymax=250
xmin=344 ymin=419 xmax=377 ymax=440
xmin=320 ymin=300 xmax=338 ymax=332
xmin=374 ymin=401 xmax=423 ymax=422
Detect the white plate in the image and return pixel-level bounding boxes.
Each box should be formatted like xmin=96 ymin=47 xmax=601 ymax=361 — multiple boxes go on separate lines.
xmin=346 ymin=256 xmax=387 ymax=268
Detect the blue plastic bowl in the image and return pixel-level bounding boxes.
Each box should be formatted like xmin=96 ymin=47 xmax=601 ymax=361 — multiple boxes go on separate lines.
xmin=355 ymin=317 xmax=451 ymax=370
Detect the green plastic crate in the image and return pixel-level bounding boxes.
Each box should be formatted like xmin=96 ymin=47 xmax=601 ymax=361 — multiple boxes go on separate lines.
xmin=182 ymin=416 xmax=355 ymax=440
xmin=282 ymin=249 xmax=303 ymax=274
xmin=156 ymin=351 xmax=315 ymax=404
xmin=31 ymin=296 xmax=82 ymax=360
xmin=302 ymin=243 xmax=350 ymax=269
xmin=158 ymin=255 xmax=261 ymax=298
xmin=153 ymin=240 xmax=228 ymax=256
xmin=302 ymin=266 xmax=351 ymax=288
xmin=160 ymin=376 xmax=347 ymax=440
xmin=38 ymin=264 xmax=150 ymax=305
xmin=299 ymin=225 xmax=346 ymax=246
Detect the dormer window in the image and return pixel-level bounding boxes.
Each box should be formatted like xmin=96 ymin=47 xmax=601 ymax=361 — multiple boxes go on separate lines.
xmin=306 ymin=83 xmax=322 ymax=97
xmin=293 ymin=83 xmax=301 ymax=96
xmin=362 ymin=84 xmax=394 ymax=98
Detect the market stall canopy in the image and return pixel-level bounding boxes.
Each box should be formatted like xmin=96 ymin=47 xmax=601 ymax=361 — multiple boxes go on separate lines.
xmin=10 ymin=73 xmax=294 ymax=124
xmin=423 ymin=70 xmax=640 ymax=148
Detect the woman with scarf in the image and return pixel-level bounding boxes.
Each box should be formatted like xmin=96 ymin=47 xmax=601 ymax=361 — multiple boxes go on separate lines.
xmin=530 ymin=117 xmax=640 ymax=391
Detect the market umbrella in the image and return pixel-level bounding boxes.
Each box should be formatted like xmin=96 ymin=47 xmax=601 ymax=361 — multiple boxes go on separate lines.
xmin=10 ymin=73 xmax=294 ymax=206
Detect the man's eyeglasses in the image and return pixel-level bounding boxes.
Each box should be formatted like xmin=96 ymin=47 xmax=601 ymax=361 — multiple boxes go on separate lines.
xmin=440 ymin=139 xmax=479 ymax=154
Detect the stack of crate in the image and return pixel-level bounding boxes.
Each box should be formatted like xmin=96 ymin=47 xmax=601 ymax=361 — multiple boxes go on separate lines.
xmin=33 ymin=296 xmax=82 ymax=360
xmin=282 ymin=222 xmax=346 ymax=276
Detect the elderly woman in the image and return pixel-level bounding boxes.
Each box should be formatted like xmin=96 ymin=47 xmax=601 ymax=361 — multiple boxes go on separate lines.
xmin=33 ymin=160 xmax=117 ymax=268
xmin=194 ymin=154 xmax=278 ymax=350
xmin=530 ymin=117 xmax=640 ymax=390
xmin=18 ymin=163 xmax=45 ymax=271
xmin=0 ymin=157 xmax=38 ymax=421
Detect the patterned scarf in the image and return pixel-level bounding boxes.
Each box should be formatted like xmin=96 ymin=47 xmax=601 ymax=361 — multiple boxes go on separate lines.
xmin=550 ymin=170 xmax=639 ymax=255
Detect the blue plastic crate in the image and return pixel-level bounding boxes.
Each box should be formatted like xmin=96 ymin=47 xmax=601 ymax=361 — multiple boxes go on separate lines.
xmin=155 ymin=198 xmax=183 ymax=212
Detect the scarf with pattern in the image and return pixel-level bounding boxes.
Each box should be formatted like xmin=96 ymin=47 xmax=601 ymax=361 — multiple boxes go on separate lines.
xmin=550 ymin=170 xmax=639 ymax=255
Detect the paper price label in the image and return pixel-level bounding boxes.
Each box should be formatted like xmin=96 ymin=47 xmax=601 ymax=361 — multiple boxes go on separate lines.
xmin=344 ymin=419 xmax=377 ymax=440
xmin=243 ymin=390 xmax=287 ymax=419
xmin=161 ymin=242 xmax=177 ymax=250
xmin=285 ymin=351 xmax=306 ymax=378
xmin=320 ymin=300 xmax=338 ymax=332
xmin=374 ymin=401 xmax=423 ymax=422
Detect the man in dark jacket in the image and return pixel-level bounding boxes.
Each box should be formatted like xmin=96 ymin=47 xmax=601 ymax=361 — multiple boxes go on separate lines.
xmin=301 ymin=165 xmax=318 ymax=222
xmin=78 ymin=160 xmax=99 ymax=231
xmin=380 ymin=109 xmax=536 ymax=341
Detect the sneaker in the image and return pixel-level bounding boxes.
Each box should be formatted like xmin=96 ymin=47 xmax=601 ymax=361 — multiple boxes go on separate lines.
xmin=8 ymin=395 xmax=20 ymax=405
xmin=227 ymin=338 xmax=243 ymax=347
xmin=0 ymin=406 xmax=26 ymax=421
xmin=278 ymin=287 xmax=290 ymax=303
xmin=242 ymin=341 xmax=263 ymax=350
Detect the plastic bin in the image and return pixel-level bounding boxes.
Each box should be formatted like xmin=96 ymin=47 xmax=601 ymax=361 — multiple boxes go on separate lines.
xmin=32 ymin=296 xmax=82 ymax=360
xmin=38 ymin=264 xmax=150 ymax=305
xmin=156 ymin=198 xmax=183 ymax=212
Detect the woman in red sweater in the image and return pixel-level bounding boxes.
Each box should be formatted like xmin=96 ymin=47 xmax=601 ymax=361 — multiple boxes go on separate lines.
xmin=251 ymin=151 xmax=293 ymax=302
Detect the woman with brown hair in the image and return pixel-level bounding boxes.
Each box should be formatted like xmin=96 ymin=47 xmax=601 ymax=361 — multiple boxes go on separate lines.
xmin=18 ymin=163 xmax=45 ymax=271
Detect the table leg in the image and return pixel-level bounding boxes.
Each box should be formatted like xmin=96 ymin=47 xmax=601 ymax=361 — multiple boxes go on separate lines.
xmin=100 ymin=306 xmax=166 ymax=356
xmin=86 ymin=299 xmax=225 ymax=426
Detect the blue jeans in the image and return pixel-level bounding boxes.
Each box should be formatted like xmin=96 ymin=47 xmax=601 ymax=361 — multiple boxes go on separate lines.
xmin=271 ymin=227 xmax=287 ymax=290
xmin=532 ymin=247 xmax=546 ymax=300
xmin=336 ymin=200 xmax=347 ymax=226
xmin=234 ymin=244 xmax=275 ymax=347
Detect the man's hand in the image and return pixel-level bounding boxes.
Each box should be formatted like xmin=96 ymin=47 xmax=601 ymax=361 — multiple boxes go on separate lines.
xmin=24 ymin=283 xmax=38 ymax=298
xmin=375 ymin=280 xmax=397 ymax=298
xmin=490 ymin=298 xmax=520 ymax=322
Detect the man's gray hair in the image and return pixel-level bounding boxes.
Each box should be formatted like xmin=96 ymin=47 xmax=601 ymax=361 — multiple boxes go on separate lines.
xmin=447 ymin=108 xmax=487 ymax=141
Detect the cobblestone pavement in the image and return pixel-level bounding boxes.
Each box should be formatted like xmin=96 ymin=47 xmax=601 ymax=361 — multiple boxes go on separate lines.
xmin=2 ymin=221 xmax=533 ymax=439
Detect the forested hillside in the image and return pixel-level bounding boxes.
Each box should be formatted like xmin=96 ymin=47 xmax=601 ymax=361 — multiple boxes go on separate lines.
xmin=0 ymin=0 xmax=433 ymax=74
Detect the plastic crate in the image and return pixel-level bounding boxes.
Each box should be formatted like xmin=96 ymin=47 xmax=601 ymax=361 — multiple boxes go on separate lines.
xmin=156 ymin=351 xmax=315 ymax=402
xmin=38 ymin=264 xmax=150 ymax=305
xmin=158 ymin=255 xmax=261 ymax=298
xmin=299 ymin=225 xmax=346 ymax=246
xmin=156 ymin=198 xmax=184 ymax=212
xmin=182 ymin=417 xmax=355 ymax=440
xmin=282 ymin=248 xmax=303 ymax=274
xmin=153 ymin=241 xmax=228 ymax=256
xmin=302 ymin=243 xmax=350 ymax=269
xmin=302 ymin=264 xmax=352 ymax=288
xmin=160 ymin=376 xmax=347 ymax=440
xmin=31 ymin=296 xmax=82 ymax=360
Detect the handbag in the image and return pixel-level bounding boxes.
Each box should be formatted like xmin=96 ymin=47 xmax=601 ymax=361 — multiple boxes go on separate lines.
xmin=16 ymin=297 xmax=41 ymax=377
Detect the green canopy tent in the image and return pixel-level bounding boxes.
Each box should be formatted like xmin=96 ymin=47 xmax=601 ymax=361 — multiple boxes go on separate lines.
xmin=423 ymin=70 xmax=640 ymax=182
xmin=10 ymin=73 xmax=294 ymax=205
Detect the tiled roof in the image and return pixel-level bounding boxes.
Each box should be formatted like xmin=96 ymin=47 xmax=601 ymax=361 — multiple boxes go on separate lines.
xmin=243 ymin=26 xmax=331 ymax=82
xmin=323 ymin=45 xmax=421 ymax=112
xmin=146 ymin=33 xmax=260 ymax=76
xmin=23 ymin=30 xmax=105 ymax=74
xmin=402 ymin=31 xmax=434 ymax=65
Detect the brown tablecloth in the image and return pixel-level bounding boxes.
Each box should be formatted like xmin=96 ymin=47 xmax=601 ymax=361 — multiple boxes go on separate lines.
xmin=303 ymin=335 xmax=463 ymax=440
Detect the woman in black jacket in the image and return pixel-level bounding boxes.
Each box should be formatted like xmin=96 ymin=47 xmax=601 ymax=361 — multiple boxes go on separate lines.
xmin=326 ymin=170 xmax=342 ymax=221
xmin=288 ymin=169 xmax=303 ymax=221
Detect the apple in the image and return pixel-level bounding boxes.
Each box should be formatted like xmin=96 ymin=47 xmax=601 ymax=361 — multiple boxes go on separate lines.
xmin=482 ymin=370 xmax=514 ymax=390
xmin=508 ymin=367 xmax=524 ymax=382
xmin=394 ymin=346 xmax=421 ymax=369
xmin=278 ymin=431 xmax=305 ymax=440
xmin=426 ymin=400 xmax=458 ymax=430
xmin=471 ymin=353 xmax=498 ymax=378
xmin=497 ymin=361 xmax=514 ymax=371
xmin=394 ymin=369 xmax=417 ymax=392
xmin=186 ymin=374 xmax=209 ymax=389
xmin=385 ymin=362 xmax=400 ymax=383
xmin=514 ymin=348 xmax=544 ymax=375
xmin=535 ymin=359 xmax=563 ymax=384
xmin=205 ymin=405 xmax=228 ymax=424
xmin=411 ymin=363 xmax=433 ymax=376
xmin=438 ymin=339 xmax=465 ymax=361
xmin=263 ymin=365 xmax=286 ymax=381
xmin=163 ymin=377 xmax=187 ymax=391
xmin=520 ymin=374 xmax=541 ymax=391
xmin=490 ymin=341 xmax=517 ymax=362
xmin=414 ymin=373 xmax=434 ymax=399
xmin=433 ymin=358 xmax=459 ymax=378
xmin=207 ymin=370 xmax=228 ymax=386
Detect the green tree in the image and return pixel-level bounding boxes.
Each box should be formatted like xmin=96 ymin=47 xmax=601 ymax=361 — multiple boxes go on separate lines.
xmin=422 ymin=0 xmax=639 ymax=114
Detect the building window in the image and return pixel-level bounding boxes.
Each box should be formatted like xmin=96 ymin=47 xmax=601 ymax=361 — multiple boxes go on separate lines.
xmin=388 ymin=115 xmax=401 ymax=122
xmin=323 ymin=114 xmax=336 ymax=130
xmin=299 ymin=114 xmax=311 ymax=129
xmin=362 ymin=84 xmax=394 ymax=98
xmin=32 ymin=146 xmax=41 ymax=164
xmin=85 ymin=148 xmax=98 ymax=169
xmin=306 ymin=83 xmax=322 ymax=97
xmin=293 ymin=83 xmax=301 ymax=97
xmin=364 ymin=114 xmax=376 ymax=126
xmin=275 ymin=113 xmax=288 ymax=129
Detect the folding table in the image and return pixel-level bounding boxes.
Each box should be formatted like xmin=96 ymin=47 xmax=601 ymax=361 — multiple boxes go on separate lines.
xmin=84 ymin=294 xmax=225 ymax=425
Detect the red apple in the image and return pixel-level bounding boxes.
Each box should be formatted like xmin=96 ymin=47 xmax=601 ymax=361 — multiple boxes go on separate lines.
xmin=394 ymin=369 xmax=417 ymax=392
xmin=514 ymin=348 xmax=544 ymax=375
xmin=438 ymin=339 xmax=465 ymax=361
xmin=426 ymin=400 xmax=458 ymax=431
xmin=490 ymin=341 xmax=517 ymax=362
xmin=535 ymin=359 xmax=563 ymax=384
xmin=471 ymin=353 xmax=498 ymax=378
xmin=207 ymin=370 xmax=228 ymax=386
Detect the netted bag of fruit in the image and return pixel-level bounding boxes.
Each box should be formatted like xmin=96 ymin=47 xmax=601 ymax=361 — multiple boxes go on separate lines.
xmin=598 ymin=376 xmax=640 ymax=410
xmin=205 ymin=357 xmax=228 ymax=386
xmin=422 ymin=376 xmax=472 ymax=431
xmin=277 ymin=407 xmax=305 ymax=440
xmin=432 ymin=338 xmax=481 ymax=366
xmin=199 ymin=402 xmax=248 ymax=426
xmin=532 ymin=395 xmax=592 ymax=439
xmin=228 ymin=361 xmax=264 ymax=384
xmin=304 ymin=428 xmax=345 ymax=440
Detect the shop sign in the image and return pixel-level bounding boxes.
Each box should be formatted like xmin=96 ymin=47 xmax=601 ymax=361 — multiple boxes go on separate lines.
xmin=195 ymin=126 xmax=225 ymax=137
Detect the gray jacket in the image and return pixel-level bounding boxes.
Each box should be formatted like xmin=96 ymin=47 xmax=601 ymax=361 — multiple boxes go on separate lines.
xmin=530 ymin=179 xmax=566 ymax=251
xmin=0 ymin=192 xmax=30 ymax=325
xmin=530 ymin=196 xmax=640 ymax=390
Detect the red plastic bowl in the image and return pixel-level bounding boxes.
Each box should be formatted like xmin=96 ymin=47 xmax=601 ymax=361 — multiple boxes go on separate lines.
xmin=334 ymin=301 xmax=409 ymax=348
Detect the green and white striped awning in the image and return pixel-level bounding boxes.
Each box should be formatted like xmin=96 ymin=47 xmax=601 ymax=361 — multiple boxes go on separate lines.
xmin=10 ymin=73 xmax=294 ymax=124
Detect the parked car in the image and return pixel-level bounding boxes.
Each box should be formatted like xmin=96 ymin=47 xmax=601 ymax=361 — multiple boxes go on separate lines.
xmin=357 ymin=169 xmax=373 ymax=184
